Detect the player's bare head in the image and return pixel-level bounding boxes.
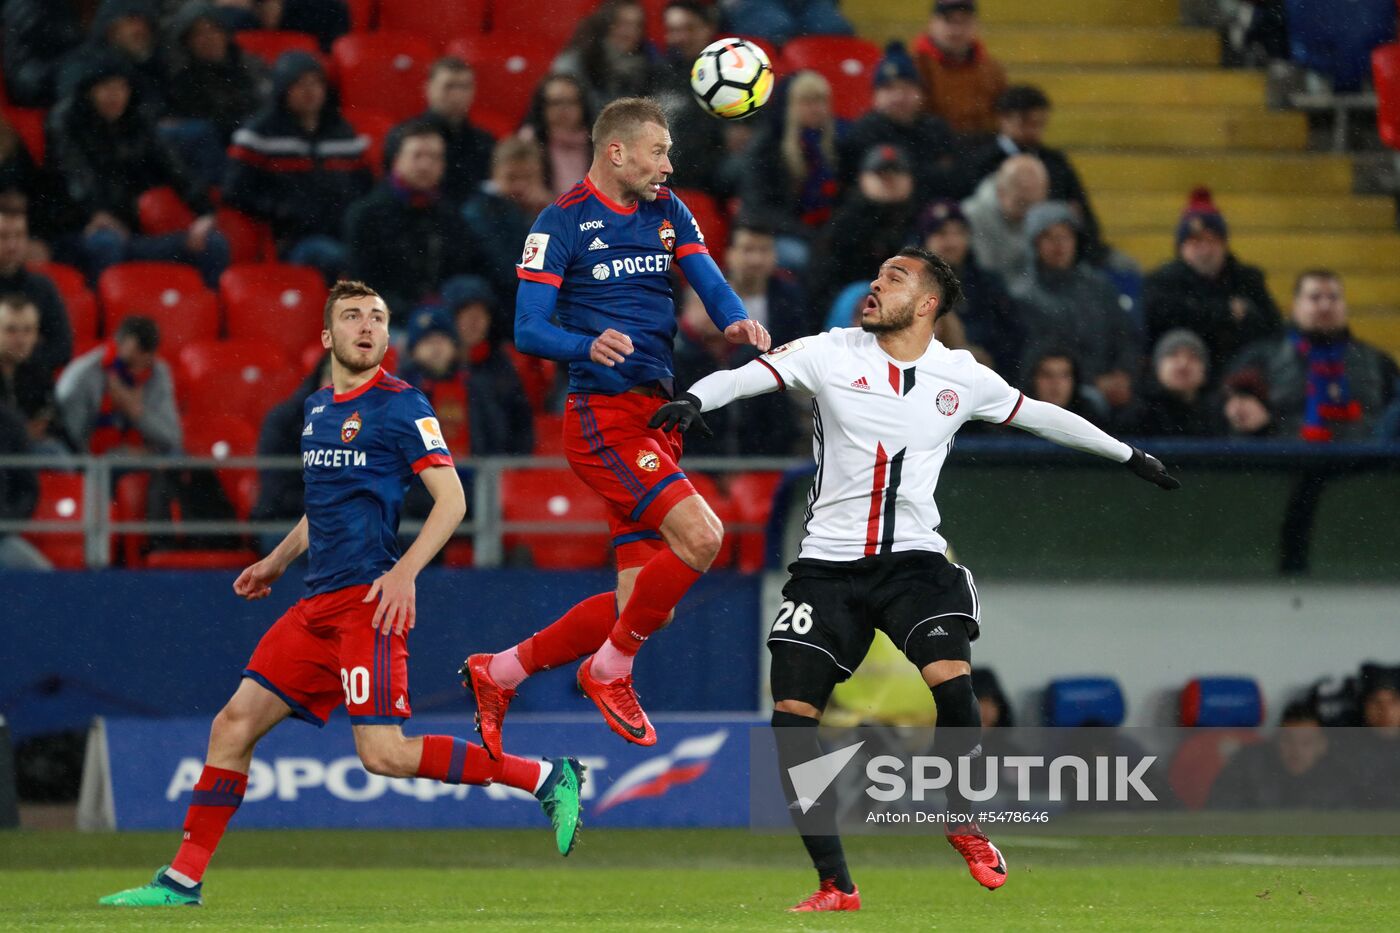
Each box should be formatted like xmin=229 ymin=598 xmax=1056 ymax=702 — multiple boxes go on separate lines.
xmin=862 ymin=248 xmax=962 ymax=335
xmin=322 ymin=280 xmax=390 ymax=374
xmin=592 ymin=97 xmax=672 ymax=202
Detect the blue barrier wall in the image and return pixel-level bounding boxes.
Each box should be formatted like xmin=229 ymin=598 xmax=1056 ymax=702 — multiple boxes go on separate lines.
xmin=2 ymin=569 xmax=763 ymax=740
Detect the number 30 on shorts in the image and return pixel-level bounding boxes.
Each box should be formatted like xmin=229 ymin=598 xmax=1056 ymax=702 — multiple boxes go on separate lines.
xmin=771 ymin=600 xmax=814 ymax=635
xmin=341 ymin=666 xmax=370 ymax=706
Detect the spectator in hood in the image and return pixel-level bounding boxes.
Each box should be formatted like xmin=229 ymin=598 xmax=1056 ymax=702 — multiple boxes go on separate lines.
xmin=46 ymin=52 xmax=229 ymax=286
xmin=1117 ymin=328 xmax=1224 ymax=437
xmin=2 ymin=0 xmax=88 ymax=108
xmin=1220 ymin=366 xmax=1275 ymax=437
xmin=1009 ymin=201 xmax=1137 ymax=408
xmin=840 ymin=41 xmax=957 ymax=205
xmin=912 ymin=0 xmax=1007 ymax=135
xmin=961 ymin=84 xmax=1106 ymax=264
xmin=960 ymin=152 xmax=1048 ymax=286
xmin=344 ymin=120 xmax=498 ymax=320
xmin=918 ymin=199 xmax=1024 ymax=380
xmin=1229 ymin=270 xmax=1397 ymax=442
xmin=61 ymin=0 xmax=168 ymax=123
xmin=163 ymin=3 xmax=264 ymax=182
xmin=383 ymin=56 xmax=496 ymax=209
xmin=224 ymin=50 xmax=372 ymax=282
xmin=1142 ymin=187 xmax=1281 ymax=379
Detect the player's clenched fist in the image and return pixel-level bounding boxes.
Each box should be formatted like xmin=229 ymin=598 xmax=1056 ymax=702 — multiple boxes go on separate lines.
xmin=233 ymin=557 xmax=283 ymax=600
xmin=725 ymin=318 xmax=771 ymax=352
xmin=590 ymin=328 xmax=634 ymax=367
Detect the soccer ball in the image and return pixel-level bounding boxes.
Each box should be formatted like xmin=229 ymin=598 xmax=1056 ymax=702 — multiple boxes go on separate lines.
xmin=690 ymin=38 xmax=774 ymax=121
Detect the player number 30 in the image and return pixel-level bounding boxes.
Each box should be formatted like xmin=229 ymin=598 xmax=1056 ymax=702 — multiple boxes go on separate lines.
xmin=341 ymin=666 xmax=370 ymax=706
xmin=772 ymin=600 xmax=814 ymax=635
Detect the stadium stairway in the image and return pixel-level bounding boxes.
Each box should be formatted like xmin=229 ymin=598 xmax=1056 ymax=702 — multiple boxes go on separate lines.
xmin=844 ymin=0 xmax=1400 ymax=359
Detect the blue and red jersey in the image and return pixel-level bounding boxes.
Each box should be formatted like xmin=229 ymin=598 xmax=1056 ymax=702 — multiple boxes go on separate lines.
xmin=514 ymin=176 xmax=748 ymax=395
xmin=299 ymin=367 xmax=454 ymax=597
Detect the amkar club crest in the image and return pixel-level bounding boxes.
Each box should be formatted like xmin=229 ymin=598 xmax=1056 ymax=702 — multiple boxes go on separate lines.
xmin=658 ymin=220 xmax=676 ymax=253
xmin=935 ymin=389 xmax=959 ymax=416
xmin=341 ymin=411 xmax=362 ymax=443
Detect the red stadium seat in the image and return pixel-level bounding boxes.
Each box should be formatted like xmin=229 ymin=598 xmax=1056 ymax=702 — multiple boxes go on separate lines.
xmin=23 ymin=471 xmax=87 ymax=569
xmin=532 ymin=411 xmax=567 ymax=455
xmin=137 ymin=187 xmax=196 ymax=236
xmin=183 ymin=348 xmax=301 ymax=425
xmin=346 ymin=0 xmax=376 ymax=32
xmin=215 ymin=208 xmax=277 ymax=264
xmin=1374 ymin=43 xmax=1400 ymax=150
xmin=442 ymin=538 xmax=475 ymax=567
xmin=98 ymin=263 xmax=219 ymax=347
xmin=29 ymin=262 xmax=99 ymax=343
xmin=379 ymin=0 xmax=487 ymax=50
xmin=1 ymin=105 xmax=46 ymax=162
xmin=507 ymin=346 xmax=558 ymax=412
xmin=183 ymin=413 xmax=260 ymax=518
xmin=728 ymin=470 xmax=782 ymax=572
xmin=501 ymin=468 xmax=611 ymax=568
xmin=232 ymin=30 xmax=321 ymax=67
xmin=331 ymin=32 xmax=436 ymax=123
xmin=447 ymin=36 xmax=555 ymax=132
xmin=1167 ymin=729 xmax=1263 ymax=811
xmin=112 ymin=470 xmax=150 ymax=566
xmin=669 ymin=187 xmax=728 ymax=267
xmin=220 ymin=263 xmax=328 ymax=358
xmin=343 ymin=106 xmax=397 ymax=175
xmin=780 ymin=36 xmax=881 ymax=120
xmin=175 ymin=338 xmax=290 ymax=390
xmin=489 ymin=1 xmax=592 ymax=50
xmin=145 ymin=549 xmax=261 ymax=569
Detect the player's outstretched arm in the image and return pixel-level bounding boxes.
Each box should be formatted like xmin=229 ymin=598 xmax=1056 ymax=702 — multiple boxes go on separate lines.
xmin=364 ymin=465 xmax=465 ymax=635
xmin=233 ymin=515 xmax=308 ymax=600
xmin=649 ymin=356 xmax=788 ymax=434
xmin=1007 ymin=397 xmax=1180 ymax=490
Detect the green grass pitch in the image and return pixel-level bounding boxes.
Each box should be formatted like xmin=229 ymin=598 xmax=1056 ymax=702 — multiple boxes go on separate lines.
xmin=3 ymin=829 xmax=1399 ymax=930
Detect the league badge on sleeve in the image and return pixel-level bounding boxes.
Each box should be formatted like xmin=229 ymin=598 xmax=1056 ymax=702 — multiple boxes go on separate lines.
xmin=764 ymin=338 xmax=805 ymax=361
xmin=341 ymin=411 xmax=363 ymax=443
xmin=658 ymin=220 xmax=676 ymax=253
xmin=521 ymin=233 xmax=550 ymax=270
xmin=415 ymin=417 xmax=448 ymax=452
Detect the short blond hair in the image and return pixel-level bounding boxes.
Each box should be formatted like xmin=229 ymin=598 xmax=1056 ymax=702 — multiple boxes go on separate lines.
xmin=591 ymin=97 xmax=668 ymax=153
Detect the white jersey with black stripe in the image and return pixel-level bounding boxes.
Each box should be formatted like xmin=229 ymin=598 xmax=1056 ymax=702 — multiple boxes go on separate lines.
xmin=756 ymin=328 xmax=1023 ymax=563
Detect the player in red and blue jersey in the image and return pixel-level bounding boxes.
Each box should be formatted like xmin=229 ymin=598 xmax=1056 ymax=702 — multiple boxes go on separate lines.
xmin=464 ymin=98 xmax=771 ymax=752
xmin=100 ymin=282 xmax=584 ymax=909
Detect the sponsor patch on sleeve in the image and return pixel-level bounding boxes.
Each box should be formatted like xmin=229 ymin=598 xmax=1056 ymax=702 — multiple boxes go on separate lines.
xmin=763 ymin=337 xmax=806 ymax=361
xmin=520 ymin=233 xmax=550 ymax=270
xmin=415 ymin=417 xmax=448 ymax=452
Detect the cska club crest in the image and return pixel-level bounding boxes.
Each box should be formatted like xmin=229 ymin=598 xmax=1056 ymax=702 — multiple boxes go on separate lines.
xmin=658 ymin=220 xmax=676 ymax=253
xmin=341 ymin=411 xmax=362 ymax=443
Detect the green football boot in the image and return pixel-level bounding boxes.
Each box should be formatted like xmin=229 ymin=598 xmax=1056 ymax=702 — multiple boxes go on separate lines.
xmin=535 ymin=756 xmax=585 ymax=856
xmin=98 ymin=865 xmax=202 ymax=907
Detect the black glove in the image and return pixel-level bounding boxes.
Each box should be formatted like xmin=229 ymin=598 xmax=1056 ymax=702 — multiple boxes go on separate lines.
xmin=647 ymin=392 xmax=713 ymax=438
xmin=1125 ymin=447 xmax=1180 ymax=490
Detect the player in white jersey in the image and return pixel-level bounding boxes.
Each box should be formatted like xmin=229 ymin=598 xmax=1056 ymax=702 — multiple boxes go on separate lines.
xmin=649 ymin=247 xmax=1178 ymax=912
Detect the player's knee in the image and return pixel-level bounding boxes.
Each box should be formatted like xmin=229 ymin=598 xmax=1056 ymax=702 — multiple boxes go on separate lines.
xmin=773 ymin=699 xmax=823 ymax=720
xmin=356 ymin=736 xmax=414 ymax=777
xmin=210 ymin=703 xmax=258 ymax=752
xmin=676 ymin=516 xmax=723 ymax=568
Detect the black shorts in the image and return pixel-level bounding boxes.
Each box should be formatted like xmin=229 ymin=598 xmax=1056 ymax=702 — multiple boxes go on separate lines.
xmin=767 ymin=550 xmax=981 ymax=680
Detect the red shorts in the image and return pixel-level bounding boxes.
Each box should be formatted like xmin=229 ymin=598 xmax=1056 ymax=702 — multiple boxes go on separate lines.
xmin=244 ymin=584 xmax=411 ymax=727
xmin=565 ymin=392 xmax=696 ymax=570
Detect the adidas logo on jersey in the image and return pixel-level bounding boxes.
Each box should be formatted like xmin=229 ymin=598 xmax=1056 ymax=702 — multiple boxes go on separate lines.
xmin=302 ymin=422 xmax=313 ymax=436
xmin=588 ymin=236 xmax=609 ymax=251
xmin=850 ymin=376 xmax=870 ymax=390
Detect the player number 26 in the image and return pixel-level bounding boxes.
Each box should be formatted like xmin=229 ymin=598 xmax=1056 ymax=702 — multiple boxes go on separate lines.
xmin=772 ymin=600 xmax=814 ymax=635
xmin=341 ymin=666 xmax=370 ymax=706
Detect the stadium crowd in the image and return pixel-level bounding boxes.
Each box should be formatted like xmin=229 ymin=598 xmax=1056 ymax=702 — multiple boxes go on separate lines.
xmin=2 ymin=0 xmax=1400 ymax=570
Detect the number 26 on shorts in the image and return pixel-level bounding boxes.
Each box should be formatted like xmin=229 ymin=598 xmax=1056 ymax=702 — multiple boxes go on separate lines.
xmin=772 ymin=600 xmax=814 ymax=635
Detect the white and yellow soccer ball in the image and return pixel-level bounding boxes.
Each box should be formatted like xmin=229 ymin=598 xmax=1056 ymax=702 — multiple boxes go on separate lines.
xmin=690 ymin=37 xmax=774 ymax=121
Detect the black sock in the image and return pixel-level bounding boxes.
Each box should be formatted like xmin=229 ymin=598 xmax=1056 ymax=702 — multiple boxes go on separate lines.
xmin=771 ymin=710 xmax=855 ymax=893
xmin=931 ymin=674 xmax=983 ymax=825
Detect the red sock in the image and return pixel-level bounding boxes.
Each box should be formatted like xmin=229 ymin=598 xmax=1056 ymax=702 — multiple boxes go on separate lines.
xmin=418 ymin=735 xmax=541 ymax=792
xmin=170 ymin=765 xmax=247 ymax=882
xmin=518 ymin=592 xmax=617 ymax=673
xmin=607 ymin=549 xmax=704 ymax=655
